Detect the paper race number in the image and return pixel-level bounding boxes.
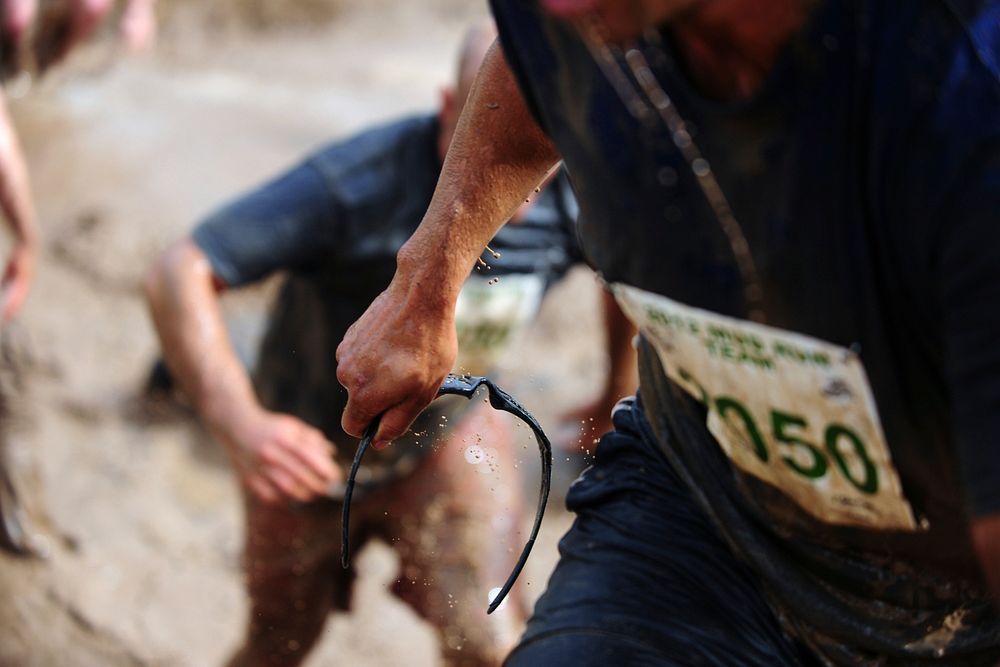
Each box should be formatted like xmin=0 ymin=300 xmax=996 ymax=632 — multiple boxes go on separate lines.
xmin=613 ymin=283 xmax=918 ymax=531
xmin=454 ymin=274 xmax=544 ymax=376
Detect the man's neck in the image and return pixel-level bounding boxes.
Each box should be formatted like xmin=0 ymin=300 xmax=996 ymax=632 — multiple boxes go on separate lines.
xmin=669 ymin=0 xmax=814 ymax=100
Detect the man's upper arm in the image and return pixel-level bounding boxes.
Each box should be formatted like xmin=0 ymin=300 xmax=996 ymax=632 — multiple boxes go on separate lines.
xmin=489 ymin=0 xmax=554 ymax=139
xmin=192 ymin=161 xmax=340 ymax=288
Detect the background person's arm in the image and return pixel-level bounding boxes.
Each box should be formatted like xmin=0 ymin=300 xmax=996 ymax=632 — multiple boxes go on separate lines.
xmin=0 ymin=93 xmax=38 ymax=323
xmin=336 ymin=39 xmax=560 ymax=447
xmin=145 ymin=239 xmax=339 ymax=504
xmin=558 ymin=291 xmax=638 ymax=452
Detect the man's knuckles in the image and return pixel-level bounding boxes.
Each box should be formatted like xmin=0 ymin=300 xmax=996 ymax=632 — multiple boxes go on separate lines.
xmin=269 ymin=471 xmax=307 ymax=501
xmin=247 ymin=479 xmax=277 ymax=505
xmin=257 ymin=443 xmax=284 ymax=467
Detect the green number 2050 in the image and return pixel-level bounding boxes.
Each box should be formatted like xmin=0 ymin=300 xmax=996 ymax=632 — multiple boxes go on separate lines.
xmin=678 ymin=368 xmax=879 ymax=495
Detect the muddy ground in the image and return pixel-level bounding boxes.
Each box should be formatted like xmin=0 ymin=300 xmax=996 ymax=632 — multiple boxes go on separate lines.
xmin=0 ymin=2 xmax=611 ymax=665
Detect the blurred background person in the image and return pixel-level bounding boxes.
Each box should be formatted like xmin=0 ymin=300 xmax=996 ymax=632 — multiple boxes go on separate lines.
xmin=0 ymin=0 xmax=155 ymax=554
xmin=146 ymin=22 xmax=634 ymax=667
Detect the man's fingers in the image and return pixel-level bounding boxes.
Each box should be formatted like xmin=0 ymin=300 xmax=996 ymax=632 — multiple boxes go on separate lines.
xmin=261 ymin=443 xmax=327 ymax=498
xmin=374 ymin=398 xmax=430 ymax=449
xmin=341 ymin=385 xmax=438 ymax=449
xmin=267 ymin=467 xmax=311 ymax=503
xmin=340 ymin=393 xmax=381 ymax=439
xmin=246 ymin=476 xmax=279 ymax=505
xmin=288 ymin=430 xmax=341 ymax=483
xmin=335 ymin=323 xmax=356 ymax=364
xmin=1 ymin=250 xmax=34 ymax=323
xmin=1 ymin=281 xmax=28 ymax=323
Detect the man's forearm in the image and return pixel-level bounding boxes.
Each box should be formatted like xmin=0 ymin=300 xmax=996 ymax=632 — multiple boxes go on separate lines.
xmin=397 ymin=38 xmax=561 ymax=299
xmin=0 ymin=94 xmax=38 ymax=247
xmin=336 ymin=39 xmax=560 ymax=443
xmin=144 ymin=240 xmax=257 ymax=435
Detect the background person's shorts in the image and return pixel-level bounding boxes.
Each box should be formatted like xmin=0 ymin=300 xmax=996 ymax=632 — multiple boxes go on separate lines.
xmin=506 ymin=396 xmax=820 ymax=666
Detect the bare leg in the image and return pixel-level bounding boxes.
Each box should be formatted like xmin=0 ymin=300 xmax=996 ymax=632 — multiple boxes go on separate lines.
xmin=382 ymin=402 xmax=528 ymax=667
xmin=227 ymin=495 xmax=346 ymax=667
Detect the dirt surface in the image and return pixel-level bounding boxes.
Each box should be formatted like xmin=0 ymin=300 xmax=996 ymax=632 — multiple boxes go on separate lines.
xmin=0 ymin=2 xmax=610 ymax=665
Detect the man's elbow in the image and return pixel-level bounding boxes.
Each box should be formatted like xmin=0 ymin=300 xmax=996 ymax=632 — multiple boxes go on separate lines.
xmin=144 ymin=238 xmax=202 ymax=312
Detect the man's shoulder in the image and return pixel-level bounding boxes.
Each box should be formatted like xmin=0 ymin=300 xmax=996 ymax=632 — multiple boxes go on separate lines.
xmin=939 ymin=0 xmax=1000 ymax=77
xmin=930 ymin=0 xmax=1000 ymax=125
xmin=339 ymin=113 xmax=436 ymax=158
xmin=876 ymin=1 xmax=1000 ymax=124
xmin=308 ymin=113 xmax=439 ymax=208
xmin=865 ymin=0 xmax=1000 ymax=190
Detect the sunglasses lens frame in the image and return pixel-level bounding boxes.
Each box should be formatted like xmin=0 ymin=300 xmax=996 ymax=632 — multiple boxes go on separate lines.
xmin=341 ymin=373 xmax=553 ymax=615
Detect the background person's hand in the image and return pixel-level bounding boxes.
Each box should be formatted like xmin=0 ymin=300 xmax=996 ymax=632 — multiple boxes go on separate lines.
xmin=220 ymin=407 xmax=340 ymax=504
xmin=0 ymin=239 xmax=35 ymax=324
xmin=336 ymin=272 xmax=458 ymax=450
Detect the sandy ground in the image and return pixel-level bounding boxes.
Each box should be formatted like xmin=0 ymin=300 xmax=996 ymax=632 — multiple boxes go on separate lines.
xmin=0 ymin=2 xmax=611 ymax=665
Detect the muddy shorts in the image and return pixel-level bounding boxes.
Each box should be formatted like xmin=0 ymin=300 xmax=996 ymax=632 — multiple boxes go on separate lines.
xmin=505 ymin=396 xmax=820 ymax=667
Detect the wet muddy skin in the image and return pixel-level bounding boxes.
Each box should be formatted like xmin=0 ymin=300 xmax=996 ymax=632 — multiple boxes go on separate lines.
xmin=234 ymin=400 xmax=528 ymax=667
xmin=342 ymin=375 xmax=553 ymax=620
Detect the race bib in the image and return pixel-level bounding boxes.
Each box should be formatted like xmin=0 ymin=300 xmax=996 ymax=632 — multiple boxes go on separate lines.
xmin=454 ymin=274 xmax=544 ymax=376
xmin=613 ymin=283 xmax=918 ymax=531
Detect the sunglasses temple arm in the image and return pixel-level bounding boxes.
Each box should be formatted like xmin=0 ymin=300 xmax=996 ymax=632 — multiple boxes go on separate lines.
xmin=341 ymin=417 xmax=380 ymax=568
xmin=487 ymin=421 xmax=552 ymax=614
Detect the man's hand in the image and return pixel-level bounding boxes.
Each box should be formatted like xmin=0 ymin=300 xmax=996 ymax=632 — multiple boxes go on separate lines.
xmin=220 ymin=407 xmax=340 ymax=505
xmin=337 ymin=263 xmax=459 ymax=450
xmin=0 ymin=237 xmax=34 ymax=323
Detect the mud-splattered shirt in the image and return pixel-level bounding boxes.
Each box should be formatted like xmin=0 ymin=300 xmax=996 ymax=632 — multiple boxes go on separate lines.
xmin=492 ymin=0 xmax=1000 ymax=663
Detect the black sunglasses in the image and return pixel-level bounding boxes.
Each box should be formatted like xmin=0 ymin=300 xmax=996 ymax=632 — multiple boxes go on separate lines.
xmin=341 ymin=373 xmax=553 ymax=615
